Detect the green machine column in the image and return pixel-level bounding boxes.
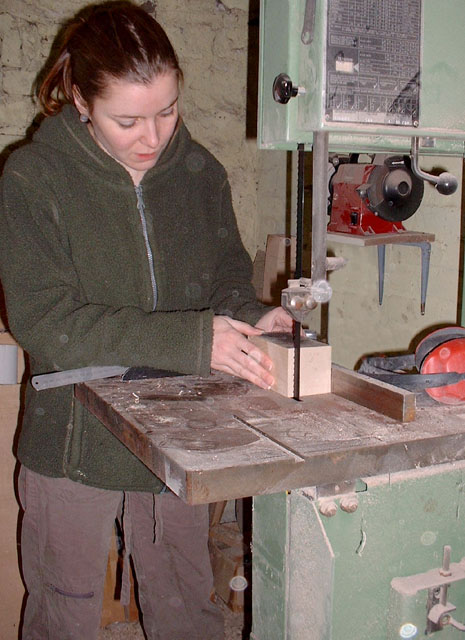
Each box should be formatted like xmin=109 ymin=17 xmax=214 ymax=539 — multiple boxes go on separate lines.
xmin=252 ymin=460 xmax=465 ymax=640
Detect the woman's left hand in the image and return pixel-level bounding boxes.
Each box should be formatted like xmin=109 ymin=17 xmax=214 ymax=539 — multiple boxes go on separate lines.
xmin=255 ymin=306 xmax=294 ymax=333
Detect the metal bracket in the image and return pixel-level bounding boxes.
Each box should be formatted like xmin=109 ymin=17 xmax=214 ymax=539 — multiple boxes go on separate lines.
xmin=425 ymin=546 xmax=465 ymax=633
xmin=377 ymin=240 xmax=431 ymax=315
xmin=281 ymin=277 xmax=332 ymax=323
xmin=392 ymin=546 xmax=465 ymax=635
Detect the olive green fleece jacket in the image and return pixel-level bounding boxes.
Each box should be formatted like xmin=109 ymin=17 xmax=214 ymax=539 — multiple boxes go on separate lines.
xmin=0 ymin=105 xmax=267 ymax=491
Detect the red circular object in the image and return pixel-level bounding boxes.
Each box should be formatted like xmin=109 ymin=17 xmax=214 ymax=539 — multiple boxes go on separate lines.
xmin=421 ymin=337 xmax=465 ymax=404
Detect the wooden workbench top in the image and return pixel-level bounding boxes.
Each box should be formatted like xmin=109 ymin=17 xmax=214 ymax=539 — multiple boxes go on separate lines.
xmin=75 ymin=371 xmax=465 ymax=504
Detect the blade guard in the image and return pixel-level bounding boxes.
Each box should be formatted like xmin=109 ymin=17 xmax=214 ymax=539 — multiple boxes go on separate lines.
xmin=281 ymin=278 xmax=332 ymax=323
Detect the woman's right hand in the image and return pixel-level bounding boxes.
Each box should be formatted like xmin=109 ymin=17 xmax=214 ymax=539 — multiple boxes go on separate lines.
xmin=211 ymin=316 xmax=275 ymax=390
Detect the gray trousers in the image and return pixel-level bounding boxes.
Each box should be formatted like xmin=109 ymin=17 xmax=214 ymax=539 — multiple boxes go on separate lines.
xmin=18 ymin=466 xmax=224 ymax=640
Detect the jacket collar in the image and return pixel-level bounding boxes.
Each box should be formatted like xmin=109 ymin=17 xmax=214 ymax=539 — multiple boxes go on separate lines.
xmin=34 ymin=104 xmax=190 ymax=186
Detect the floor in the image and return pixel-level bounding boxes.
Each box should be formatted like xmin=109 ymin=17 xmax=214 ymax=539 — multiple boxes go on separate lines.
xmin=98 ymin=599 xmax=245 ymax=639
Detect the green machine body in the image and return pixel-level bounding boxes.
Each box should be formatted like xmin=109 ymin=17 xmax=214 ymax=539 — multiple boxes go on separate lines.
xmin=258 ymin=0 xmax=465 ymax=155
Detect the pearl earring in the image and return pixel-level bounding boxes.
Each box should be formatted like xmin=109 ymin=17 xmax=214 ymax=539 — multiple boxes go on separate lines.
xmin=79 ymin=113 xmax=89 ymax=123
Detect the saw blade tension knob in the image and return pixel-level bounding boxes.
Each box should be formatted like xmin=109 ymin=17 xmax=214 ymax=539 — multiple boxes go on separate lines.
xmin=273 ymin=73 xmax=304 ymax=104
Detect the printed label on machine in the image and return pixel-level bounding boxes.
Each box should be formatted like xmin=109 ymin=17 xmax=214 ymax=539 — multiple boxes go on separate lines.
xmin=326 ymin=0 xmax=421 ymax=126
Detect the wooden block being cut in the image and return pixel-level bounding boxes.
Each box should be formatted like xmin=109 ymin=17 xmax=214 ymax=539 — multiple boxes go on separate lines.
xmin=249 ymin=333 xmax=331 ymax=398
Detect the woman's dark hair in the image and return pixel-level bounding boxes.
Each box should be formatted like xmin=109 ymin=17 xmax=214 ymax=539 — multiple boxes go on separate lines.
xmin=38 ymin=1 xmax=182 ymax=115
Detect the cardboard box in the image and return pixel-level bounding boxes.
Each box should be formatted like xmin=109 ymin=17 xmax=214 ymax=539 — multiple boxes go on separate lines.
xmin=249 ymin=334 xmax=332 ymax=398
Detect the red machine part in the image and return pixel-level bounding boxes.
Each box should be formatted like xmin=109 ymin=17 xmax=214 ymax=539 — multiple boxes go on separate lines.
xmin=420 ymin=336 xmax=465 ymax=404
xmin=328 ymin=158 xmax=424 ymax=236
xmin=328 ymin=164 xmax=405 ymax=235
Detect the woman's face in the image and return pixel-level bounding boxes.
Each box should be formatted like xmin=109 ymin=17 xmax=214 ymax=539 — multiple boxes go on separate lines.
xmin=74 ymin=71 xmax=179 ymax=185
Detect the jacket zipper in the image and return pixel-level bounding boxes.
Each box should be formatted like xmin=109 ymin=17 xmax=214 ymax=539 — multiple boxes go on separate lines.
xmin=135 ymin=185 xmax=158 ymax=311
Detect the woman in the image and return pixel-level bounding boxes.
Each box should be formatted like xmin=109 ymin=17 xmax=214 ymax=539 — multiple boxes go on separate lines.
xmin=0 ymin=2 xmax=292 ymax=639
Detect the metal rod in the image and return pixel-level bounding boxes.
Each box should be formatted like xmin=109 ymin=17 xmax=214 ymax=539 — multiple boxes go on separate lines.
xmin=398 ymin=241 xmax=432 ymax=315
xmin=440 ymin=545 xmax=452 ymax=578
xmin=419 ymin=242 xmax=431 ymax=315
xmin=296 ymin=143 xmax=305 ymax=279
xmin=377 ymin=245 xmax=386 ymax=306
xmin=311 ymin=131 xmax=329 ymax=283
xmin=439 ymin=545 xmax=452 ymax=608
xmin=293 ymin=321 xmax=301 ymax=401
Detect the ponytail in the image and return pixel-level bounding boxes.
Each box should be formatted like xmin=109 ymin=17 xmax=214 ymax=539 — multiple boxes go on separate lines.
xmin=38 ymin=48 xmax=74 ymax=116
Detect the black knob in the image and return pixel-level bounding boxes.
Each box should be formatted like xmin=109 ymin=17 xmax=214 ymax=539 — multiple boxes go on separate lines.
xmin=273 ymin=73 xmax=298 ymax=104
xmin=435 ymin=172 xmax=458 ymax=196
